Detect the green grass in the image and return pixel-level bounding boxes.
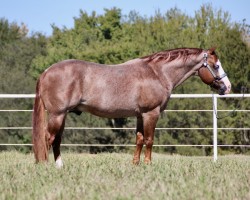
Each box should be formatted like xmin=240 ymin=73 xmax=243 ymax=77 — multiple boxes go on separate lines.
xmin=0 ymin=152 xmax=250 ymax=200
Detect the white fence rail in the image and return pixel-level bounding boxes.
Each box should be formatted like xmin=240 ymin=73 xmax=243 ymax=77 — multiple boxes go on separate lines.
xmin=0 ymin=94 xmax=250 ymax=161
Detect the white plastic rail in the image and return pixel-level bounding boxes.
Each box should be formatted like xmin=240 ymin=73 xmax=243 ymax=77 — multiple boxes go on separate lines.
xmin=0 ymin=93 xmax=250 ymax=162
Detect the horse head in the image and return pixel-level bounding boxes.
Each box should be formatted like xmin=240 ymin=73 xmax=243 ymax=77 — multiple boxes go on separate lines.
xmin=198 ymin=47 xmax=231 ymax=95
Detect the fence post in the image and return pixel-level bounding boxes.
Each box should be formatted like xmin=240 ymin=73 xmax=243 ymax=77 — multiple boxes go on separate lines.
xmin=213 ymin=95 xmax=218 ymax=162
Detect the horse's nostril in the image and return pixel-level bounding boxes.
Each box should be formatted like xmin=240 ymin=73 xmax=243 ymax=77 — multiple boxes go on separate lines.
xmin=219 ymin=90 xmax=225 ymax=95
xmin=219 ymin=85 xmax=227 ymax=95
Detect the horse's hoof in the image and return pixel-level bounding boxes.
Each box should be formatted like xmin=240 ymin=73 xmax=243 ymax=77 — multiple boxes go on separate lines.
xmin=144 ymin=159 xmax=151 ymax=165
xmin=132 ymin=159 xmax=140 ymax=165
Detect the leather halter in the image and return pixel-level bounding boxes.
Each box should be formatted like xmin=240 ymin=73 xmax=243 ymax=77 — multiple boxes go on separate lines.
xmin=203 ymin=53 xmax=227 ymax=81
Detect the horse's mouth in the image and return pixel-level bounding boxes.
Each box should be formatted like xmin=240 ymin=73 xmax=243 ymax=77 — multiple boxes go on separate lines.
xmin=210 ymin=80 xmax=231 ymax=95
xmin=210 ymin=84 xmax=227 ymax=95
xmin=218 ymin=85 xmax=231 ymax=95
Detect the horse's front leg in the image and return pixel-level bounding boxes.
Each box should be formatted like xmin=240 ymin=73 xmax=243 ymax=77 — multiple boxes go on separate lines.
xmin=133 ymin=117 xmax=144 ymax=165
xmin=142 ymin=108 xmax=160 ymax=164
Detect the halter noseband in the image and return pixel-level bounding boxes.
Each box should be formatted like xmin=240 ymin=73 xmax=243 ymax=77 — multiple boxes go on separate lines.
xmin=203 ymin=53 xmax=227 ymax=81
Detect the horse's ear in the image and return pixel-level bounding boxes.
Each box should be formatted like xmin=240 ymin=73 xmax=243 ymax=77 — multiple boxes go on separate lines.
xmin=208 ymin=47 xmax=216 ymax=55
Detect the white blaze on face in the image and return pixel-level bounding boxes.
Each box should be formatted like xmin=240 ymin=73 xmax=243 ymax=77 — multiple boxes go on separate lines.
xmin=216 ymin=59 xmax=231 ymax=94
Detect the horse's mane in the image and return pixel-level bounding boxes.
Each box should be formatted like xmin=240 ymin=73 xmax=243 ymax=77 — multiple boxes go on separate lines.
xmin=141 ymin=48 xmax=203 ymax=64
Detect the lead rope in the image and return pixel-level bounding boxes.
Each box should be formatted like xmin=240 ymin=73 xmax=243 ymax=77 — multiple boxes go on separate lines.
xmin=212 ymin=90 xmax=245 ymax=120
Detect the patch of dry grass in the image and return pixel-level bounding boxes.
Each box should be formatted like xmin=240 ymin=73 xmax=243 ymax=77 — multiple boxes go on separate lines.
xmin=0 ymin=152 xmax=249 ymax=200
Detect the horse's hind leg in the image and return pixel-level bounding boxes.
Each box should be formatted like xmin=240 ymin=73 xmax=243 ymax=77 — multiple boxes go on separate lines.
xmin=133 ymin=117 xmax=144 ymax=165
xmin=47 ymin=113 xmax=66 ymax=168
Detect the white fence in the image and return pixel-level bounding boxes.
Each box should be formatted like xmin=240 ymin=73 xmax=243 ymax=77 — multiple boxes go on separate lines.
xmin=0 ymin=93 xmax=250 ymax=161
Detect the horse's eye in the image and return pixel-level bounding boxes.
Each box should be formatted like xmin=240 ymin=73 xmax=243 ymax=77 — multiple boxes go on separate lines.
xmin=214 ymin=64 xmax=219 ymax=70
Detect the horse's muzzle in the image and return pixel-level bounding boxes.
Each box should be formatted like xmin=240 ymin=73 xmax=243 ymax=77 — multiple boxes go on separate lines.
xmin=218 ymin=85 xmax=227 ymax=95
xmin=210 ymin=81 xmax=228 ymax=95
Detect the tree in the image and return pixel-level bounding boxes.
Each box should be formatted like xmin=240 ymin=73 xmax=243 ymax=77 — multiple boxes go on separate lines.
xmin=0 ymin=18 xmax=47 ymax=151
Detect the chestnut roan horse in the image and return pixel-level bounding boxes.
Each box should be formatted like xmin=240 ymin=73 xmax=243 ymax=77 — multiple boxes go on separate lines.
xmin=32 ymin=47 xmax=231 ymax=167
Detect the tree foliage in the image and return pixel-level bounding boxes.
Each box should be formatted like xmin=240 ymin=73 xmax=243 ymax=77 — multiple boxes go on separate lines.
xmin=0 ymin=4 xmax=250 ymax=155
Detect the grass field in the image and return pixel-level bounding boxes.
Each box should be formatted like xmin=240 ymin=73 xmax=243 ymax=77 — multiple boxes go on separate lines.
xmin=0 ymin=151 xmax=250 ymax=200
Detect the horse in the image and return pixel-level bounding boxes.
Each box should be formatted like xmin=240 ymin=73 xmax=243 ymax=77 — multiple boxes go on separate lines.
xmin=32 ymin=47 xmax=231 ymax=167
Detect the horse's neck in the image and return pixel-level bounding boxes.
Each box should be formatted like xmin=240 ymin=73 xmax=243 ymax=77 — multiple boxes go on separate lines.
xmin=159 ymin=54 xmax=204 ymax=89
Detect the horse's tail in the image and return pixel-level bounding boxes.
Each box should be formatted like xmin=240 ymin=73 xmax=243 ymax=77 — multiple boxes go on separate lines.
xmin=32 ymin=77 xmax=48 ymax=163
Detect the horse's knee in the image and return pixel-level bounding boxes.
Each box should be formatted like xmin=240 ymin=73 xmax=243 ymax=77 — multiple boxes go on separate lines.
xmin=136 ymin=132 xmax=144 ymax=145
xmin=145 ymin=138 xmax=153 ymax=147
xmin=144 ymin=138 xmax=154 ymax=164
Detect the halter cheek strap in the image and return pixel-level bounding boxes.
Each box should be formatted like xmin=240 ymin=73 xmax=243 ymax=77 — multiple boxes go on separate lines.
xmin=203 ymin=53 xmax=227 ymax=81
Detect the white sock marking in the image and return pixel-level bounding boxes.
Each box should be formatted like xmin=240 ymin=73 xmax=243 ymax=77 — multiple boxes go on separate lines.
xmin=55 ymin=156 xmax=63 ymax=168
